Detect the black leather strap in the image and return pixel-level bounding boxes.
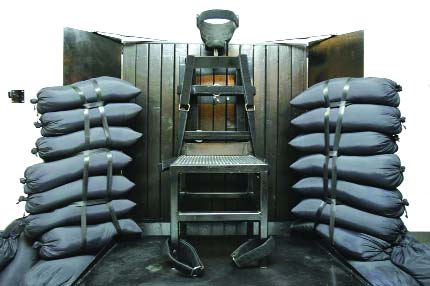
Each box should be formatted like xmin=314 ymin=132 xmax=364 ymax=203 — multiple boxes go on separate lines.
xmin=163 ymin=238 xmax=204 ymax=277
xmin=328 ymin=78 xmax=351 ymax=244
xmin=322 ymin=81 xmax=330 ymax=199
xmin=231 ymin=237 xmax=275 ymax=268
xmin=106 ymin=201 xmax=122 ymax=235
xmin=84 ymin=109 xmax=90 ymax=147
xmin=175 ymin=55 xmax=195 ymax=156
xmin=106 ymin=151 xmax=113 ymax=198
xmin=71 ymin=85 xmax=86 ymax=105
xmin=92 ymin=79 xmax=103 ymax=102
xmin=81 ymin=150 xmax=90 ymax=250
xmin=98 ymin=106 xmax=112 ymax=146
xmin=239 ymin=54 xmax=258 ymax=157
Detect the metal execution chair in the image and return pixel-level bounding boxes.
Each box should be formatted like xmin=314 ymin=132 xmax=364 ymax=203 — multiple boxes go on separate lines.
xmin=164 ymin=9 xmax=274 ymax=278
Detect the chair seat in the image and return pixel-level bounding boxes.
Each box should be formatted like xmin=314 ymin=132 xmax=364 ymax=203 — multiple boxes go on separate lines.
xmin=170 ymin=155 xmax=268 ymax=173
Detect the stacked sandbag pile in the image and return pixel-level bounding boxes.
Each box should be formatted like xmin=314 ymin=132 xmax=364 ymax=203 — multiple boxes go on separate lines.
xmin=289 ymin=77 xmax=430 ymax=286
xmin=1 ymin=77 xmax=143 ymax=286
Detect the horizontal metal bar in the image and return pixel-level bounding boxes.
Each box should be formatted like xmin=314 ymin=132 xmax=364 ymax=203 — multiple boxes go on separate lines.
xmin=184 ymin=131 xmax=251 ymax=141
xmin=171 ymin=165 xmax=267 ymax=173
xmin=179 ymin=191 xmax=255 ymax=199
xmin=176 ymin=85 xmax=256 ymax=96
xmin=139 ymin=222 xmax=291 ymax=236
xmin=192 ymin=56 xmax=240 ymax=68
xmin=178 ymin=211 xmax=261 ymax=222
xmin=193 ymin=85 xmax=246 ymax=95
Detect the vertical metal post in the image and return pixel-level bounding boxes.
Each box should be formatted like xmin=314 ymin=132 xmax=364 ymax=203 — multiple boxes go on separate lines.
xmin=259 ymin=171 xmax=268 ymax=239
xmin=170 ymin=169 xmax=179 ymax=249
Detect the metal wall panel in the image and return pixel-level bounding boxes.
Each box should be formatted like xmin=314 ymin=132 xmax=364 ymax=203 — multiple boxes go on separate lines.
xmin=63 ymin=28 xmax=122 ymax=85
xmin=308 ymin=30 xmax=364 ymax=86
xmin=123 ymin=43 xmax=307 ymax=222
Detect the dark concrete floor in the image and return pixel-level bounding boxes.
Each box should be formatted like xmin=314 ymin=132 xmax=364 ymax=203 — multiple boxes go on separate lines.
xmin=77 ymin=236 xmax=367 ymax=286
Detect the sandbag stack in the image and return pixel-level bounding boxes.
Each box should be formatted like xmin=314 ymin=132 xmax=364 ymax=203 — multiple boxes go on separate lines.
xmin=2 ymin=77 xmax=143 ymax=286
xmin=288 ymin=77 xmax=430 ymax=286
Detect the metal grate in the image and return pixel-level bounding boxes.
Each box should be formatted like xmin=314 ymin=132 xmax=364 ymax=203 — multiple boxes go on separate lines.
xmin=172 ymin=155 xmax=265 ymax=167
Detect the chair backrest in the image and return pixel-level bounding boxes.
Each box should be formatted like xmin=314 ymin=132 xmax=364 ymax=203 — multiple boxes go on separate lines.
xmin=176 ymin=55 xmax=257 ymax=157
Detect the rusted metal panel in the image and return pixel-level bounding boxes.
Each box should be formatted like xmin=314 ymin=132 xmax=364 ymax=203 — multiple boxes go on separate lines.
xmin=63 ymin=27 xmax=121 ymax=85
xmin=308 ymin=30 xmax=364 ymax=86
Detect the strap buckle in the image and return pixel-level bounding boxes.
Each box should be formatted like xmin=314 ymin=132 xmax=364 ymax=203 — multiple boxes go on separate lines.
xmin=178 ymin=104 xmax=190 ymax=112
xmin=190 ymin=266 xmax=204 ymax=277
xmin=328 ymin=150 xmax=338 ymax=157
xmin=245 ymin=104 xmax=255 ymax=112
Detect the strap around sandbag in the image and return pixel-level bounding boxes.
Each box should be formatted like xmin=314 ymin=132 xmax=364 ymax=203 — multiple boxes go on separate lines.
xmin=315 ymin=78 xmax=351 ymax=245
xmin=104 ymin=151 xmax=122 ymax=235
xmin=231 ymin=236 xmax=275 ymax=268
xmin=80 ymin=150 xmax=90 ymax=250
xmin=163 ymin=238 xmax=204 ymax=277
xmin=327 ymin=78 xmax=350 ymax=243
xmin=71 ymin=85 xmax=86 ymax=105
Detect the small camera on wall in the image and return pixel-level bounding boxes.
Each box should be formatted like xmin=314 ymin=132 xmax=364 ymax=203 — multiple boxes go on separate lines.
xmin=8 ymin=90 xmax=24 ymax=103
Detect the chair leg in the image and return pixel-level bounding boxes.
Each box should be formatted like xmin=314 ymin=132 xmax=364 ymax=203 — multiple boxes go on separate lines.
xmin=170 ymin=170 xmax=179 ymax=250
xmin=259 ymin=171 xmax=268 ymax=240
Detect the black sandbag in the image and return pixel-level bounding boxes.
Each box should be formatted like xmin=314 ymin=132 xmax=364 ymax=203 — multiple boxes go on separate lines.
xmin=350 ymin=260 xmax=420 ymax=286
xmin=0 ymin=233 xmax=18 ymax=271
xmin=290 ymin=221 xmax=393 ymax=261
xmin=391 ymin=243 xmax=430 ymax=285
xmin=0 ymin=218 xmax=25 ymax=271
xmin=25 ymin=176 xmax=134 ymax=214
xmin=291 ymin=199 xmax=406 ymax=243
xmin=0 ymin=235 xmax=38 ymax=286
xmin=35 ymin=76 xmax=140 ymax=114
xmin=290 ymin=154 xmax=404 ymax=189
xmin=292 ymin=177 xmax=406 ymax=217
xmin=35 ymin=127 xmax=142 ymax=160
xmin=24 ymin=199 xmax=136 ymax=239
xmin=290 ymin=77 xmax=401 ymax=109
xmin=23 ymin=150 xmax=131 ymax=194
xmin=316 ymin=224 xmax=393 ymax=261
xmin=38 ymin=103 xmax=142 ymax=136
xmin=291 ymin=104 xmax=403 ymax=135
xmin=36 ymin=219 xmax=142 ymax=259
xmin=289 ymin=131 xmax=398 ymax=155
xmin=23 ymin=255 xmax=94 ymax=286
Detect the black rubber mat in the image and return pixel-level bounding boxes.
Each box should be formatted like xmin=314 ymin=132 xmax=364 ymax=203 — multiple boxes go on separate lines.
xmin=77 ymin=236 xmax=367 ymax=286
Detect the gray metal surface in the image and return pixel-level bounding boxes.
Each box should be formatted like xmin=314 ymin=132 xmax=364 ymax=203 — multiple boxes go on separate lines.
xmin=139 ymin=222 xmax=291 ymax=236
xmin=172 ymin=155 xmax=265 ymax=166
xmin=63 ymin=27 xmax=121 ymax=85
xmin=308 ymin=30 xmax=364 ymax=86
xmin=76 ymin=236 xmax=369 ymax=286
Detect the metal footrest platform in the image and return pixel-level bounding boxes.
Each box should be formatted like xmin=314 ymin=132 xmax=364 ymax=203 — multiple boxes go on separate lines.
xmin=171 ymin=155 xmax=268 ymax=173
